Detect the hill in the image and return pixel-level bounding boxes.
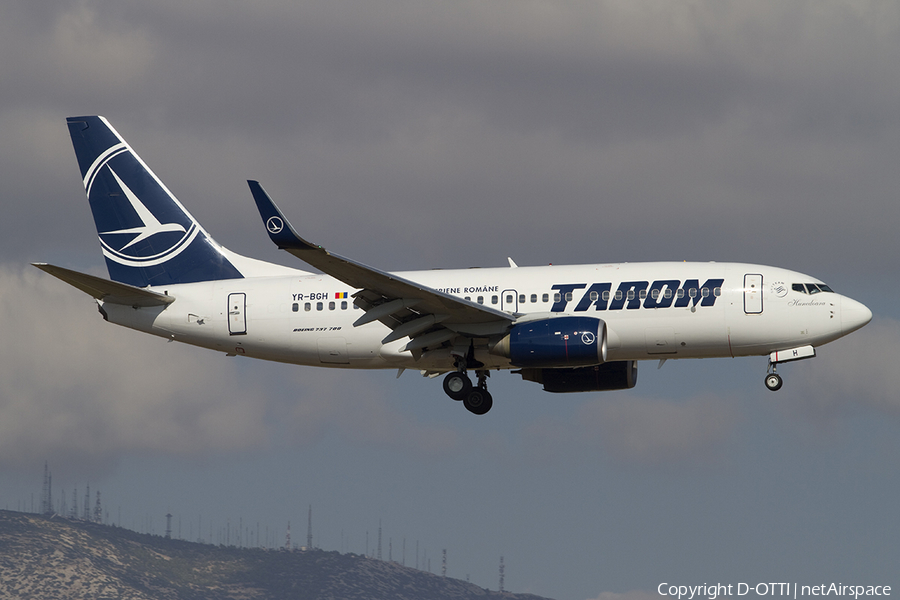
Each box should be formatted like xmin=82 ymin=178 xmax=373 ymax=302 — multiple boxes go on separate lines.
xmin=0 ymin=510 xmax=553 ymax=600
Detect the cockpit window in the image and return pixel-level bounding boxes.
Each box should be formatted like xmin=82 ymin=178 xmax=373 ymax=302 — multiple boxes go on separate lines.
xmin=792 ymin=283 xmax=835 ymax=295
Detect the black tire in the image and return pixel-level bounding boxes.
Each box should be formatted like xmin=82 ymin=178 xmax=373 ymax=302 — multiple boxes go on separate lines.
xmin=463 ymin=389 xmax=493 ymax=415
xmin=765 ymin=373 xmax=783 ymax=392
xmin=443 ymin=372 xmax=471 ymax=400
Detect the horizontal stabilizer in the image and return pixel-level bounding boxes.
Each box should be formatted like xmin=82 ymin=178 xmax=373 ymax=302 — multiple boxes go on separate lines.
xmin=32 ymin=263 xmax=174 ymax=307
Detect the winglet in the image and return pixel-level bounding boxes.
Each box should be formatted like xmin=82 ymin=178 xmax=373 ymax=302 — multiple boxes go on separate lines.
xmin=247 ymin=180 xmax=318 ymax=252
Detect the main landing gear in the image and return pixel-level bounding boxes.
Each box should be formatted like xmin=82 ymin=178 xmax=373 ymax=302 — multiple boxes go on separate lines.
xmin=442 ymin=368 xmax=493 ymax=415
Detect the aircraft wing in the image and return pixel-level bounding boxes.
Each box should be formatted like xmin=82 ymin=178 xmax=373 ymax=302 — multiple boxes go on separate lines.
xmin=32 ymin=263 xmax=174 ymax=307
xmin=248 ymin=181 xmax=514 ymax=352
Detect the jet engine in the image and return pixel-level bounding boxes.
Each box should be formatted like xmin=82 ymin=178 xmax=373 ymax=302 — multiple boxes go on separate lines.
xmin=490 ymin=316 xmax=607 ymax=368
xmin=516 ymin=361 xmax=638 ymax=393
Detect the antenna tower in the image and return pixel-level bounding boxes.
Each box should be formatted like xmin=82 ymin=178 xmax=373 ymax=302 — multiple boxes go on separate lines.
xmin=442 ymin=549 xmax=447 ymax=577
xmin=41 ymin=462 xmax=52 ymax=515
xmin=499 ymin=556 xmax=505 ymax=592
xmin=307 ymin=505 xmax=313 ymax=550
xmin=83 ymin=485 xmax=91 ymax=520
xmin=377 ymin=520 xmax=382 ymax=560
xmin=94 ymin=491 xmax=102 ymax=523
xmin=285 ymin=521 xmax=291 ymax=551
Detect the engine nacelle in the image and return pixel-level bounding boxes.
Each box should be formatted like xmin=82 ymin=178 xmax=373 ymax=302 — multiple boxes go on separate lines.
xmin=517 ymin=361 xmax=638 ymax=393
xmin=491 ymin=316 xmax=607 ymax=368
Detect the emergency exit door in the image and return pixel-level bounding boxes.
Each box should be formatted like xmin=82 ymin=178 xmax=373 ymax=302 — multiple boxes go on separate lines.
xmin=744 ymin=274 xmax=763 ymax=314
xmin=228 ymin=292 xmax=247 ymax=335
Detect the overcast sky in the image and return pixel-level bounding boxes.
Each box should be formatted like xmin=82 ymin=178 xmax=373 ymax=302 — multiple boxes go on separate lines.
xmin=1 ymin=1 xmax=899 ymax=598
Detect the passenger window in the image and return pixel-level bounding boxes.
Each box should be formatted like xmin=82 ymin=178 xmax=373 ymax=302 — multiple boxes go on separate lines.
xmin=701 ymin=288 xmax=709 ymax=298
xmin=542 ymin=293 xmax=549 ymax=303
xmin=316 ymin=302 xmax=323 ymax=311
xmin=590 ymin=290 xmax=599 ymax=301
xmin=664 ymin=288 xmax=672 ymax=299
xmin=465 ymin=296 xmax=471 ymax=301
xmin=676 ymin=289 xmax=684 ymax=299
xmin=639 ymin=290 xmax=647 ymax=300
xmin=650 ymin=289 xmax=660 ymax=300
xmin=627 ymin=290 xmax=635 ymax=301
xmin=492 ymin=295 xmax=499 ymax=305
xmin=328 ymin=301 xmax=335 ymax=310
xmin=530 ymin=294 xmax=537 ymax=303
xmin=305 ymin=302 xmax=311 ymax=311
xmin=602 ymin=291 xmax=610 ymax=301
xmin=341 ymin=301 xmax=347 ymax=310
xmin=554 ymin=293 xmax=561 ymax=303
xmin=565 ymin=292 xmax=573 ymax=302
xmin=506 ymin=294 xmax=514 ymax=304
xmin=689 ymin=288 xmax=698 ymax=298
xmin=477 ymin=296 xmax=484 ymax=304
xmin=714 ymin=287 xmax=722 ymax=297
xmin=518 ymin=294 xmax=525 ymax=304
xmin=614 ymin=290 xmax=623 ymax=301
xmin=292 ymin=303 xmax=299 ymax=312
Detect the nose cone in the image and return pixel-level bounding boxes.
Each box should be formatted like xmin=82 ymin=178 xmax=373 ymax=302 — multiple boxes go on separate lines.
xmin=841 ymin=296 xmax=873 ymax=336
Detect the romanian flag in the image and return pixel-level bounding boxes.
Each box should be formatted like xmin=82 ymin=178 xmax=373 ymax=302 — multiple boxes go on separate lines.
xmin=335 ymin=292 xmax=348 ymax=299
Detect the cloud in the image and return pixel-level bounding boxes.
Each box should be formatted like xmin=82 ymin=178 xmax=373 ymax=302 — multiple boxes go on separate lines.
xmin=793 ymin=316 xmax=900 ymax=420
xmin=0 ymin=264 xmax=272 ymax=473
xmin=524 ymin=393 xmax=741 ymax=468
xmin=0 ymin=263 xmax=463 ymax=474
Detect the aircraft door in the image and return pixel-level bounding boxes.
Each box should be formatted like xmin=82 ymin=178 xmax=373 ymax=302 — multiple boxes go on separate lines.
xmin=744 ymin=274 xmax=763 ymax=314
xmin=501 ymin=289 xmax=518 ymax=313
xmin=228 ymin=292 xmax=247 ymax=335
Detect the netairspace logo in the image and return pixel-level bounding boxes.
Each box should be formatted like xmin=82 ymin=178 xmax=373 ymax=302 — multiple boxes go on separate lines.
xmin=658 ymin=583 xmax=892 ymax=600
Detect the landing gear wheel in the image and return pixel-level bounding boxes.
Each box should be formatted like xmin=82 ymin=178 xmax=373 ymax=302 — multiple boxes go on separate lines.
xmin=463 ymin=388 xmax=493 ymax=415
xmin=765 ymin=373 xmax=783 ymax=391
xmin=443 ymin=372 xmax=471 ymax=400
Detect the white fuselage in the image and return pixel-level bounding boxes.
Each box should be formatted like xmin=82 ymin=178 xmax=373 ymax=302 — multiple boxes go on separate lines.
xmin=100 ymin=261 xmax=871 ymax=372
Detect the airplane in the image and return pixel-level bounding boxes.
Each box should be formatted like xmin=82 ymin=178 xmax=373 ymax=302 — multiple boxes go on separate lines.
xmin=35 ymin=116 xmax=873 ymax=415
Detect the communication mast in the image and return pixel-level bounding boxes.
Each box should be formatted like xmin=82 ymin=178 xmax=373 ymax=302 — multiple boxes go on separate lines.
xmin=499 ymin=556 xmax=505 ymax=592
xmin=94 ymin=491 xmax=102 ymax=523
xmin=377 ymin=520 xmax=382 ymax=560
xmin=41 ymin=462 xmax=52 ymax=515
xmin=83 ymin=485 xmax=91 ymax=520
xmin=307 ymin=505 xmax=313 ymax=550
xmin=285 ymin=521 xmax=291 ymax=551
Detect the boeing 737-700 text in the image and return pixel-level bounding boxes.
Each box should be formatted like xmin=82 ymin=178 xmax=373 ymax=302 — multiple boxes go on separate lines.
xmin=36 ymin=116 xmax=873 ymax=415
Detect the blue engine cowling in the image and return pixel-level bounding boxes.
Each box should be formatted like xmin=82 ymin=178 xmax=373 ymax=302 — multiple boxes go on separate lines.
xmin=491 ymin=316 xmax=607 ymax=368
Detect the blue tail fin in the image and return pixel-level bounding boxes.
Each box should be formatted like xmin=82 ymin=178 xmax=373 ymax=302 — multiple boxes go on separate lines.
xmin=67 ymin=116 xmax=243 ymax=287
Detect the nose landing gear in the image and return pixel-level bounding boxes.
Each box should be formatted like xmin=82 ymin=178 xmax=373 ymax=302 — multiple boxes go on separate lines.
xmin=764 ymin=371 xmax=783 ymax=391
xmin=765 ymin=359 xmax=784 ymax=391
xmin=442 ymin=367 xmax=493 ymax=414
